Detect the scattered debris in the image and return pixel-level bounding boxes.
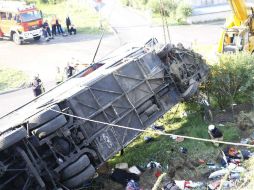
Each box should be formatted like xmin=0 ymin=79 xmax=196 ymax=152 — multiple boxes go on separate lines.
xmin=151 ymin=124 xmax=165 ymax=131
xmin=111 ymin=168 xmax=139 ymax=186
xmin=144 ymin=136 xmax=154 ymax=143
xmin=115 ymin=163 xmax=128 ymax=170
xmin=147 ymin=161 xmax=162 ymax=169
xmin=179 ymin=147 xmax=188 ymax=154
xmin=128 ymin=166 xmax=142 ymax=176
xmin=175 ymin=137 xmax=185 ymax=142
xmin=126 ymin=180 xmax=141 ymax=190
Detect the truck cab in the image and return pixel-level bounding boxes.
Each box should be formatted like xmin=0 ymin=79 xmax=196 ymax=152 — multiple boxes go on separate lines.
xmin=0 ymin=1 xmax=43 ymax=44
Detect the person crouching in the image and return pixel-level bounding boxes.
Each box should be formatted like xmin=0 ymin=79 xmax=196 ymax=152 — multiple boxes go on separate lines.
xmin=208 ymin=124 xmax=223 ymax=147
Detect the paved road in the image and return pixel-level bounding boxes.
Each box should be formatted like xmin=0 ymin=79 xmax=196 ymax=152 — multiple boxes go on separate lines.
xmin=0 ymin=34 xmax=122 ymax=117
xmin=0 ymin=1 xmax=223 ymax=118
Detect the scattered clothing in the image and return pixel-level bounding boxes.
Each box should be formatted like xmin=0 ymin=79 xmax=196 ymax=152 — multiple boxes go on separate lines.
xmin=179 ymin=147 xmax=188 ymax=154
xmin=144 ymin=136 xmax=154 ymax=143
xmin=126 ymin=180 xmax=141 ymax=190
xmin=163 ymin=180 xmax=180 ymax=190
xmin=151 ymin=124 xmax=164 ymax=131
xmin=111 ymin=168 xmax=139 ymax=186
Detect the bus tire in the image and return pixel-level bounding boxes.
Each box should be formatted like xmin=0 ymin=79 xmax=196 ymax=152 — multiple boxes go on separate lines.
xmin=63 ymin=165 xmax=95 ymax=188
xmin=62 ymin=155 xmax=90 ymax=180
xmin=32 ymin=115 xmax=67 ymax=138
xmin=0 ymin=127 xmax=27 ymax=151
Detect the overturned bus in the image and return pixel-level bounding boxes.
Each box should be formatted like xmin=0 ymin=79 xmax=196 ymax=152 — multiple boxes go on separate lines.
xmin=0 ymin=41 xmax=209 ymax=189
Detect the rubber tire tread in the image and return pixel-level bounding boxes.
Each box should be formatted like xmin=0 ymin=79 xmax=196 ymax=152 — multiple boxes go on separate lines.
xmin=136 ymin=100 xmax=153 ymax=114
xmin=62 ymin=155 xmax=90 ymax=180
xmin=28 ymin=105 xmax=61 ymax=130
xmin=32 ymin=115 xmax=67 ymax=138
xmin=0 ymin=127 xmax=26 ymax=151
xmin=63 ymin=165 xmax=95 ymax=188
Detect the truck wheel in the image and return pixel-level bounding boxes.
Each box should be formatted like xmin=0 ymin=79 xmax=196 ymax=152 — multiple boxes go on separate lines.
xmin=28 ymin=105 xmax=61 ymax=130
xmin=63 ymin=165 xmax=96 ymax=188
xmin=32 ymin=115 xmax=67 ymax=138
xmin=33 ymin=36 xmax=41 ymax=41
xmin=0 ymin=127 xmax=26 ymax=151
xmin=13 ymin=33 xmax=22 ymax=45
xmin=62 ymin=155 xmax=90 ymax=180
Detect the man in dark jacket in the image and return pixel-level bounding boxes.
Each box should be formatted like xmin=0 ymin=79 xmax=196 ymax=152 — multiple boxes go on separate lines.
xmin=32 ymin=75 xmax=43 ymax=97
xmin=66 ymin=16 xmax=71 ymax=34
xmin=208 ymin=124 xmax=223 ymax=146
xmin=42 ymin=20 xmax=53 ymax=39
xmin=65 ymin=63 xmax=75 ymax=78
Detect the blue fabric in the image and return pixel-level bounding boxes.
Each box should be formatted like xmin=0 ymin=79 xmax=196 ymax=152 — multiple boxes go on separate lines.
xmin=126 ymin=180 xmax=140 ymax=190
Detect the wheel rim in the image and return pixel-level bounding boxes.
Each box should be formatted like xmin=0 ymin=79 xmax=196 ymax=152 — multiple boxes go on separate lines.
xmin=13 ymin=34 xmax=20 ymax=44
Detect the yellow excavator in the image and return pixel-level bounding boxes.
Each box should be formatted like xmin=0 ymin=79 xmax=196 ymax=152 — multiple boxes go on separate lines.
xmin=218 ymin=0 xmax=254 ymax=53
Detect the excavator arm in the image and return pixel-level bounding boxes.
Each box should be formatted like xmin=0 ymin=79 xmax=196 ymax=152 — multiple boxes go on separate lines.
xmin=228 ymin=0 xmax=248 ymax=25
xmin=218 ymin=0 xmax=249 ymax=53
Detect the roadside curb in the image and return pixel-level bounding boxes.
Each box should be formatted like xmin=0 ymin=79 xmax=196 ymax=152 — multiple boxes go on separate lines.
xmin=0 ymin=87 xmax=28 ymax=95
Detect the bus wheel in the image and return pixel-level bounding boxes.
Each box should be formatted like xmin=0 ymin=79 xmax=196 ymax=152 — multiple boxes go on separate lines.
xmin=13 ymin=33 xmax=22 ymax=45
xmin=33 ymin=36 xmax=41 ymax=41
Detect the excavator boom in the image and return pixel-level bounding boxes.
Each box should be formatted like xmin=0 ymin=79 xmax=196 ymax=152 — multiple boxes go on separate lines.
xmin=228 ymin=0 xmax=248 ymax=25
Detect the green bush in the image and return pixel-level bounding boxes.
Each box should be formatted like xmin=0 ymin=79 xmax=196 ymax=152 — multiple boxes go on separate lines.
xmin=26 ymin=0 xmax=64 ymax=4
xmin=176 ymin=2 xmax=192 ymax=22
xmin=207 ymin=53 xmax=254 ymax=109
xmin=121 ymin=0 xmax=147 ymax=9
xmin=120 ymin=0 xmax=130 ymax=6
xmin=147 ymin=0 xmax=177 ymax=16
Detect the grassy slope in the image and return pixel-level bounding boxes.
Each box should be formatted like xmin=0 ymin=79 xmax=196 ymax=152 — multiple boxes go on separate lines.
xmin=0 ymin=66 xmax=29 ymax=92
xmin=38 ymin=1 xmax=107 ymax=34
xmin=109 ymin=103 xmax=241 ymax=172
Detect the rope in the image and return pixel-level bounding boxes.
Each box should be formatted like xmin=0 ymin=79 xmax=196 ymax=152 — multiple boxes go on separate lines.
xmin=48 ymin=108 xmax=254 ymax=148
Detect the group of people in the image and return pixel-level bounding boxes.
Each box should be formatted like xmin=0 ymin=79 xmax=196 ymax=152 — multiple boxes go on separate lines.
xmin=31 ymin=63 xmax=76 ymax=97
xmin=42 ymin=15 xmax=77 ymax=40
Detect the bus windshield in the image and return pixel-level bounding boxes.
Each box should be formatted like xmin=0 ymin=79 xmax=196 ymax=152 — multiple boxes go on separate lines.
xmin=20 ymin=10 xmax=41 ymax=22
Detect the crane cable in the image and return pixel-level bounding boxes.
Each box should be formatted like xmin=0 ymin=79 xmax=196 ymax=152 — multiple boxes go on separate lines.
xmin=159 ymin=0 xmax=171 ymax=44
xmin=48 ymin=107 xmax=254 ymax=148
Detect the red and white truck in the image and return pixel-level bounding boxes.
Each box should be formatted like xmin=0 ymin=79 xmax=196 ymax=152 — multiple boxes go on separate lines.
xmin=0 ymin=1 xmax=43 ymax=44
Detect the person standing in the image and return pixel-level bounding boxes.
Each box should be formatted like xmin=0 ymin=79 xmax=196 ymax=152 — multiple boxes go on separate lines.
xmin=31 ymin=75 xmax=43 ymax=97
xmin=55 ymin=66 xmax=64 ymax=84
xmin=56 ymin=17 xmax=64 ymax=35
xmin=51 ymin=15 xmax=57 ymax=36
xmin=66 ymin=15 xmax=71 ymax=34
xmin=65 ymin=63 xmax=75 ymax=78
